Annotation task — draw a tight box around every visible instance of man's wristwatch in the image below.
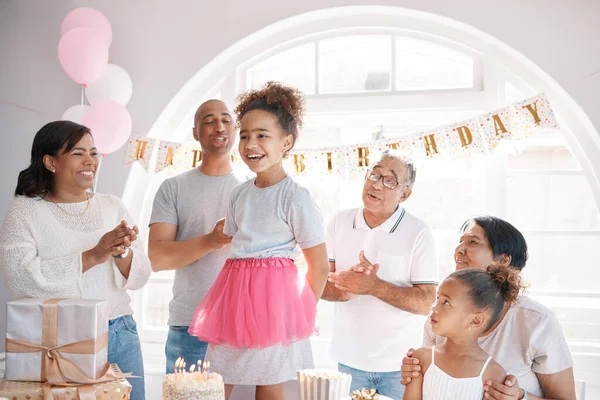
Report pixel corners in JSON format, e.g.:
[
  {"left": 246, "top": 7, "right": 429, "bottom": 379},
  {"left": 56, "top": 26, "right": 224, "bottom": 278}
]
[{"left": 112, "top": 247, "right": 130, "bottom": 259}]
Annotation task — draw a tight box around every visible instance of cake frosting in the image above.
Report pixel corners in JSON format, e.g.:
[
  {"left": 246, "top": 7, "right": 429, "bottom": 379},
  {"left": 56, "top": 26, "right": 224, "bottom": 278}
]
[
  {"left": 297, "top": 369, "right": 352, "bottom": 400},
  {"left": 162, "top": 371, "right": 224, "bottom": 400}
]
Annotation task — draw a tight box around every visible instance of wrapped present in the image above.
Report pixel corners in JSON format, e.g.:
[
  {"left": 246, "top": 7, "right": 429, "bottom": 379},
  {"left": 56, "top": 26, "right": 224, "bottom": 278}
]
[
  {"left": 0, "top": 364, "right": 132, "bottom": 400},
  {"left": 5, "top": 298, "right": 109, "bottom": 382}
]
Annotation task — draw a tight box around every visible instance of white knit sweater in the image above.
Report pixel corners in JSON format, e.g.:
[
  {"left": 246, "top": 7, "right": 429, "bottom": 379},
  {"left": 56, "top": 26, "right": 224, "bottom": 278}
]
[{"left": 0, "top": 193, "right": 151, "bottom": 320}]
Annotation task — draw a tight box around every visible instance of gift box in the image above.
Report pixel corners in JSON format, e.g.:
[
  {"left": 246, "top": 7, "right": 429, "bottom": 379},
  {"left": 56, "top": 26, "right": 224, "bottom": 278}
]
[
  {"left": 0, "top": 364, "right": 131, "bottom": 400},
  {"left": 5, "top": 298, "right": 109, "bottom": 382}
]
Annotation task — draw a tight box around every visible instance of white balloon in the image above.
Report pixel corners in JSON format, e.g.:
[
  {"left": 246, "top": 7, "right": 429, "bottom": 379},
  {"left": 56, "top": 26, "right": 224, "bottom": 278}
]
[
  {"left": 85, "top": 64, "right": 133, "bottom": 106},
  {"left": 61, "top": 104, "right": 89, "bottom": 124}
]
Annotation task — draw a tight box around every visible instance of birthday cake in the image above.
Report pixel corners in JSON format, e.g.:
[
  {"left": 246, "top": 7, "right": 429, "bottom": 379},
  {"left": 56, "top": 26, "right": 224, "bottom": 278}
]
[
  {"left": 297, "top": 369, "right": 352, "bottom": 400},
  {"left": 162, "top": 359, "right": 224, "bottom": 400}
]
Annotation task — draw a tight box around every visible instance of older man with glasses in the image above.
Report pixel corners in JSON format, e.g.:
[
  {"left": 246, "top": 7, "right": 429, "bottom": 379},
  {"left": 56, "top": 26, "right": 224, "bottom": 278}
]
[{"left": 324, "top": 149, "right": 438, "bottom": 399}]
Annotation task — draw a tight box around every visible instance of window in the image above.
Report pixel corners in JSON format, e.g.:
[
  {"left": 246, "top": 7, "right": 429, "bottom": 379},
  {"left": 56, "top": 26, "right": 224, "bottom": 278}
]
[
  {"left": 246, "top": 43, "right": 315, "bottom": 94},
  {"left": 135, "top": 29, "right": 600, "bottom": 378},
  {"left": 319, "top": 35, "right": 392, "bottom": 93},
  {"left": 241, "top": 33, "right": 477, "bottom": 96},
  {"left": 395, "top": 37, "right": 476, "bottom": 90}
]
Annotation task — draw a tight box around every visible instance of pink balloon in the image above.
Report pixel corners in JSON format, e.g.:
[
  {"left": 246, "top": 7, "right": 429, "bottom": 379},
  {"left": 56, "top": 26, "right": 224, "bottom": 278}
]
[
  {"left": 83, "top": 100, "right": 132, "bottom": 154},
  {"left": 61, "top": 8, "right": 112, "bottom": 48},
  {"left": 58, "top": 27, "right": 109, "bottom": 85}
]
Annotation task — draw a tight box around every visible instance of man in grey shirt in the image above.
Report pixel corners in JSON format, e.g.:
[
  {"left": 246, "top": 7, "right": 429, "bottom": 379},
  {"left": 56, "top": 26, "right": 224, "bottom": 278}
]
[{"left": 148, "top": 99, "right": 247, "bottom": 373}]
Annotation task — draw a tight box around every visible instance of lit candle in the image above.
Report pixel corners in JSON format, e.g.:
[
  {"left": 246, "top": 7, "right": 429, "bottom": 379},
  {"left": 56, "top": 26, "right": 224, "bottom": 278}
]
[
  {"left": 202, "top": 361, "right": 209, "bottom": 379},
  {"left": 174, "top": 357, "right": 181, "bottom": 380},
  {"left": 174, "top": 357, "right": 179, "bottom": 372}
]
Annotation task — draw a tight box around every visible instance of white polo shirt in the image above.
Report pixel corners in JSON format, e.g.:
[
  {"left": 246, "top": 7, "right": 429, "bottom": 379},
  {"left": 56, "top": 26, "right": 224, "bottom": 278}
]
[{"left": 326, "top": 206, "right": 438, "bottom": 372}]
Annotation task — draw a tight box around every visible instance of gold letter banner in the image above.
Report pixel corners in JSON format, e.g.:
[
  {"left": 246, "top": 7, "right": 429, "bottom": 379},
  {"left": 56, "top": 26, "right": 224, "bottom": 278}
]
[
  {"left": 135, "top": 93, "right": 558, "bottom": 178},
  {"left": 155, "top": 140, "right": 183, "bottom": 174},
  {"left": 124, "top": 136, "right": 155, "bottom": 171},
  {"left": 334, "top": 142, "right": 390, "bottom": 179},
  {"left": 479, "top": 107, "right": 514, "bottom": 151},
  {"left": 445, "top": 119, "right": 487, "bottom": 159},
  {"left": 406, "top": 131, "right": 446, "bottom": 160},
  {"left": 513, "top": 93, "right": 558, "bottom": 134}
]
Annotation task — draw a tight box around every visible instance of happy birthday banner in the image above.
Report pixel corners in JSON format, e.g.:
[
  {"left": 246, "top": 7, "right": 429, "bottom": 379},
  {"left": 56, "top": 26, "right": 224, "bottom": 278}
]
[{"left": 125, "top": 94, "right": 558, "bottom": 177}]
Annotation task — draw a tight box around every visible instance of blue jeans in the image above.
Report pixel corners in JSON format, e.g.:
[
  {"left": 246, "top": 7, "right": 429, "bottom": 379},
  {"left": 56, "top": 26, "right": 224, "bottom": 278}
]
[
  {"left": 338, "top": 363, "right": 404, "bottom": 400},
  {"left": 108, "top": 315, "right": 145, "bottom": 400},
  {"left": 165, "top": 326, "right": 209, "bottom": 374}
]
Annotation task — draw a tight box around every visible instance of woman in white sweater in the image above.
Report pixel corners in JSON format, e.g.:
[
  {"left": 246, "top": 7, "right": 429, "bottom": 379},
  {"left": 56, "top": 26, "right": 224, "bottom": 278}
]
[{"left": 0, "top": 121, "right": 151, "bottom": 399}]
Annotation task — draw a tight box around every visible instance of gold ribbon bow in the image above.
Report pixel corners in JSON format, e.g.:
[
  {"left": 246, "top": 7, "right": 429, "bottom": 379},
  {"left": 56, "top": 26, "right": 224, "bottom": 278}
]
[
  {"left": 5, "top": 299, "right": 133, "bottom": 399},
  {"left": 42, "top": 382, "right": 97, "bottom": 400},
  {"left": 350, "top": 388, "right": 380, "bottom": 400}
]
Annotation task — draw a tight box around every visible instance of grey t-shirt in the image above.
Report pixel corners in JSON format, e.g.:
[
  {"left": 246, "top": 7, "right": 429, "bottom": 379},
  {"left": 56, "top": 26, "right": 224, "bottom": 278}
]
[
  {"left": 149, "top": 168, "right": 247, "bottom": 326},
  {"left": 224, "top": 176, "right": 325, "bottom": 259}
]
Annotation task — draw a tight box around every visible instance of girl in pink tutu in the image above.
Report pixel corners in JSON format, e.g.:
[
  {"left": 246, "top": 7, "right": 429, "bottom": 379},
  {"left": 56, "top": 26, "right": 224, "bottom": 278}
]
[{"left": 188, "top": 81, "right": 329, "bottom": 400}]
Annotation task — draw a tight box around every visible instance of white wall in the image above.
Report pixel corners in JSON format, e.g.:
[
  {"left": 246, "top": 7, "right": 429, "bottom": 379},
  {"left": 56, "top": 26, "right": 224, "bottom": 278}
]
[{"left": 1, "top": 0, "right": 598, "bottom": 375}]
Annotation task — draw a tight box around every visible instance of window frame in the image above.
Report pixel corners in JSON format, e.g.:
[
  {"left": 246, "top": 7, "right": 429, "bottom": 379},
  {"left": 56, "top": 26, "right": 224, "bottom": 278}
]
[{"left": 238, "top": 27, "right": 484, "bottom": 97}]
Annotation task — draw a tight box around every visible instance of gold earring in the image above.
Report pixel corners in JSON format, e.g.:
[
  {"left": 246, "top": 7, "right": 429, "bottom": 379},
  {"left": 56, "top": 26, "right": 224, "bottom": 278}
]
[{"left": 51, "top": 170, "right": 55, "bottom": 173}]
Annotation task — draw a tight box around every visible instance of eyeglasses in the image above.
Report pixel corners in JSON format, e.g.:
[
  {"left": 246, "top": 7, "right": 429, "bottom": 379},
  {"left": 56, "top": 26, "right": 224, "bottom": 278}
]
[{"left": 365, "top": 169, "right": 408, "bottom": 190}]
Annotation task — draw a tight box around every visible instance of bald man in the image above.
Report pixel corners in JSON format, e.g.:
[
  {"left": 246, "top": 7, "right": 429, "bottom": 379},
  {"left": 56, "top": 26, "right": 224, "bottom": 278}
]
[{"left": 149, "top": 100, "right": 247, "bottom": 373}]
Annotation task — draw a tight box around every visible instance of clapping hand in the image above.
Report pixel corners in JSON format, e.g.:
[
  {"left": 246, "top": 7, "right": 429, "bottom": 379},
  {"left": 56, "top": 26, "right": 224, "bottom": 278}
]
[
  {"left": 111, "top": 220, "right": 139, "bottom": 257},
  {"left": 328, "top": 251, "right": 380, "bottom": 295},
  {"left": 90, "top": 220, "right": 133, "bottom": 262}
]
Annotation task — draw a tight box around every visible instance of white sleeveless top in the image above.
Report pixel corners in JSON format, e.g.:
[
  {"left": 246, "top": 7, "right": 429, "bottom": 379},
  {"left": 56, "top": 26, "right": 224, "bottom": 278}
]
[{"left": 423, "top": 347, "right": 492, "bottom": 400}]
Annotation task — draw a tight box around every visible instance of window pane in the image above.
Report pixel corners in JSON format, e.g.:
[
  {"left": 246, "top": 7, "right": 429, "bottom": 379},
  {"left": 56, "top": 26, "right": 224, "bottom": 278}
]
[
  {"left": 507, "top": 174, "right": 600, "bottom": 230},
  {"left": 504, "top": 81, "right": 529, "bottom": 104},
  {"left": 407, "top": 171, "right": 474, "bottom": 230},
  {"left": 507, "top": 147, "right": 581, "bottom": 171},
  {"left": 247, "top": 43, "right": 315, "bottom": 94},
  {"left": 144, "top": 281, "right": 173, "bottom": 328},
  {"left": 319, "top": 35, "right": 392, "bottom": 93},
  {"left": 432, "top": 228, "right": 464, "bottom": 281},
  {"left": 507, "top": 129, "right": 581, "bottom": 171},
  {"left": 395, "top": 37, "right": 474, "bottom": 90},
  {"left": 523, "top": 234, "right": 600, "bottom": 294}
]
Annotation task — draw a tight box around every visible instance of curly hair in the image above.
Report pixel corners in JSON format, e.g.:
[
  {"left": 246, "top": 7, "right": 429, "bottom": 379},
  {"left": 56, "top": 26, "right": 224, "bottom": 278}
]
[
  {"left": 234, "top": 81, "right": 305, "bottom": 156},
  {"left": 449, "top": 264, "right": 526, "bottom": 331}
]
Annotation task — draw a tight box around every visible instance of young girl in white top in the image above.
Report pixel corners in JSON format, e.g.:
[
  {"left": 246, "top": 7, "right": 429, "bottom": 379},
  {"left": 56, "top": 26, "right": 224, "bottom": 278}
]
[
  {"left": 403, "top": 265, "right": 524, "bottom": 400},
  {"left": 188, "top": 82, "right": 329, "bottom": 400}
]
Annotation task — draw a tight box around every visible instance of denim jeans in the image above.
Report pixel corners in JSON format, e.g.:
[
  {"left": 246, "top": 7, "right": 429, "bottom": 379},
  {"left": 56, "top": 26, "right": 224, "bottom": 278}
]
[
  {"left": 338, "top": 363, "right": 405, "bottom": 400},
  {"left": 108, "top": 315, "right": 145, "bottom": 400},
  {"left": 165, "top": 326, "right": 209, "bottom": 374}
]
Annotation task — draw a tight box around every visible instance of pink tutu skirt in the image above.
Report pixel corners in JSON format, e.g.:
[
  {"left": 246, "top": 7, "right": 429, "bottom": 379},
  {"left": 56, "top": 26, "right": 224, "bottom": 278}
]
[{"left": 188, "top": 257, "right": 317, "bottom": 349}]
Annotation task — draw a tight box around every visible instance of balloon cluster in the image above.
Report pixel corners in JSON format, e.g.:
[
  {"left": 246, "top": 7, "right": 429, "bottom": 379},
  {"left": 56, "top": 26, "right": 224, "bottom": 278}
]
[{"left": 58, "top": 8, "right": 133, "bottom": 154}]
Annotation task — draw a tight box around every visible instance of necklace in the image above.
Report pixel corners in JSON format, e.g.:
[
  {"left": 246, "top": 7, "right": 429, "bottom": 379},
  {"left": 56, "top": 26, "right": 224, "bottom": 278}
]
[{"left": 49, "top": 192, "right": 92, "bottom": 217}]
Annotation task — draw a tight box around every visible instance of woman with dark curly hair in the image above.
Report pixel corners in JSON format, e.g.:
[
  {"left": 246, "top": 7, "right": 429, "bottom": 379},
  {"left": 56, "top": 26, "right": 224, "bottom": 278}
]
[{"left": 188, "top": 82, "right": 329, "bottom": 399}]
